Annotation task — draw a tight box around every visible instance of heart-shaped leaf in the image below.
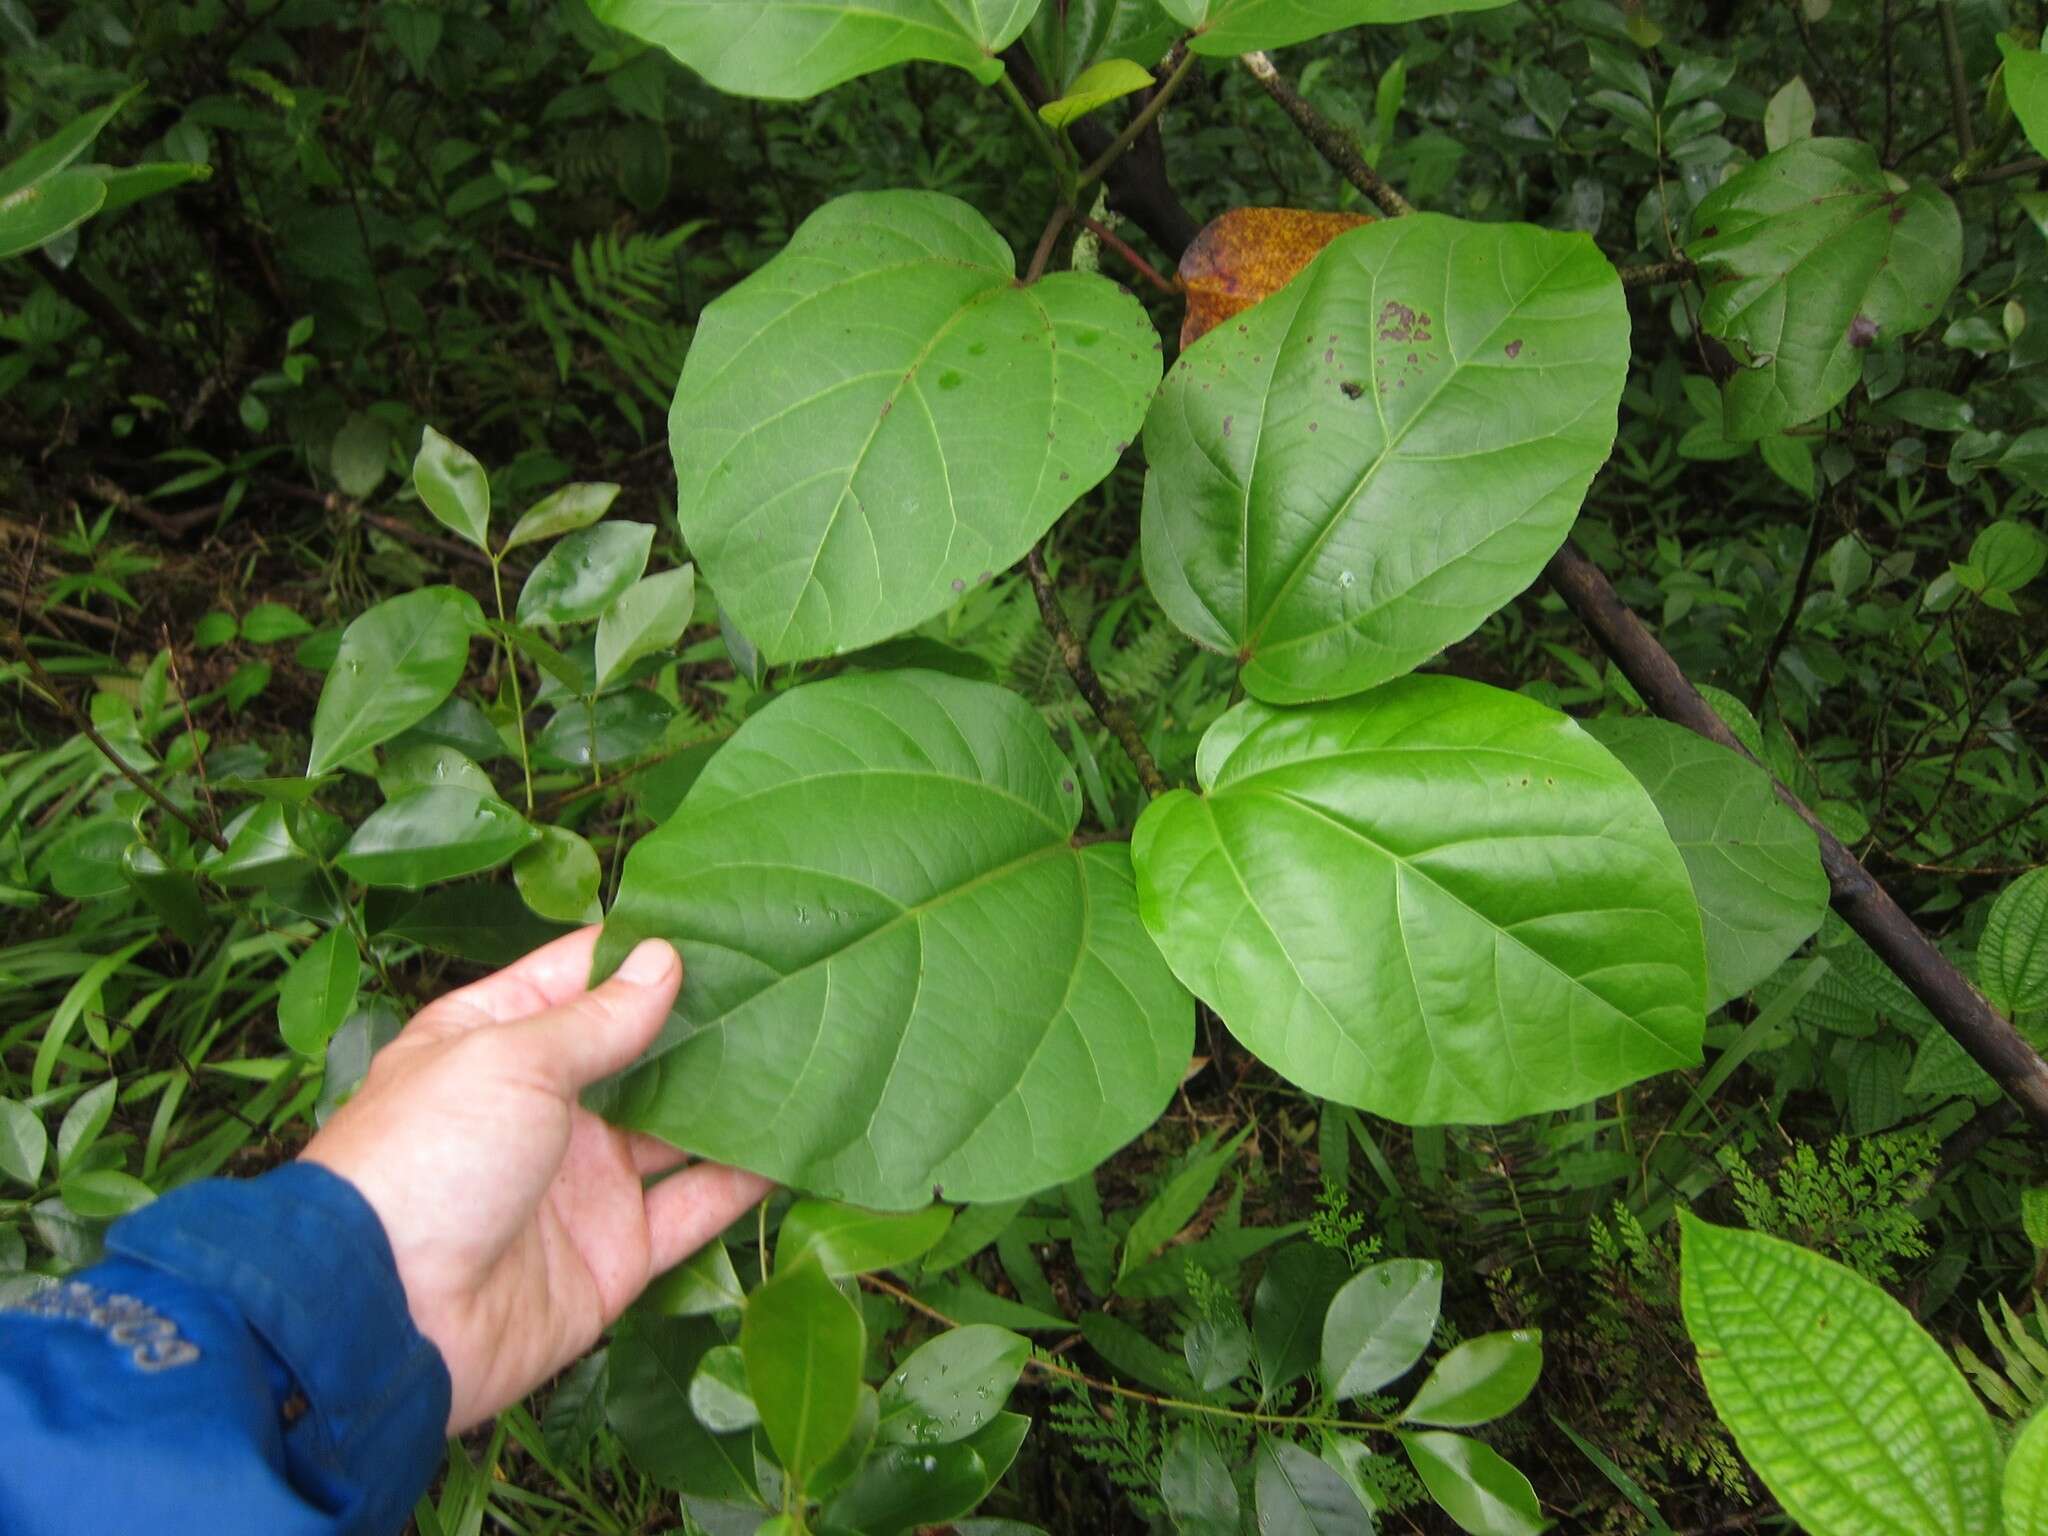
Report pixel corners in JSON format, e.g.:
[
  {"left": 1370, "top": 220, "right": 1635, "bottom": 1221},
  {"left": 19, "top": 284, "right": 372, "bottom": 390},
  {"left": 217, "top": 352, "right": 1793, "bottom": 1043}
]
[
  {"left": 589, "top": 0, "right": 1037, "bottom": 99},
  {"left": 595, "top": 669, "right": 1192, "bottom": 1209},
  {"left": 1686, "top": 139, "right": 1961, "bottom": 440},
  {"left": 1142, "top": 214, "right": 1628, "bottom": 704},
  {"left": 308, "top": 587, "right": 480, "bottom": 775},
  {"left": 1679, "top": 1213, "right": 2000, "bottom": 1536},
  {"left": 1585, "top": 716, "right": 1827, "bottom": 1010},
  {"left": 1161, "top": 0, "right": 1515, "bottom": 57},
  {"left": 1131, "top": 676, "right": 1705, "bottom": 1122},
  {"left": 671, "top": 191, "right": 1159, "bottom": 665}
]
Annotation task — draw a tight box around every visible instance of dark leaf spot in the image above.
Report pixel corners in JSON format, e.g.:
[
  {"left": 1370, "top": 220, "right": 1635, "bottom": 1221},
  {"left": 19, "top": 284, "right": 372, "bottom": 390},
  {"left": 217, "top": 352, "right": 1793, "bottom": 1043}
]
[
  {"left": 1505, "top": 339, "right": 1524, "bottom": 359},
  {"left": 1847, "top": 314, "right": 1879, "bottom": 349}
]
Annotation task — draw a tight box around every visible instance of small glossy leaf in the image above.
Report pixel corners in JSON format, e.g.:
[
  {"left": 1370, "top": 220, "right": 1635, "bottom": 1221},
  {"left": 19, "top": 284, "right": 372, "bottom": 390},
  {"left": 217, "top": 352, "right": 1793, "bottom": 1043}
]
[
  {"left": 1402, "top": 1330, "right": 1542, "bottom": 1426},
  {"left": 513, "top": 826, "right": 604, "bottom": 924},
  {"left": 531, "top": 691, "right": 675, "bottom": 770},
  {"left": 55, "top": 1080, "right": 116, "bottom": 1173},
  {"left": 379, "top": 743, "right": 493, "bottom": 798},
  {"left": 2006, "top": 1408, "right": 2048, "bottom": 1536},
  {"left": 595, "top": 565, "right": 696, "bottom": 691},
  {"left": 1398, "top": 1432, "right": 1547, "bottom": 1536},
  {"left": 1161, "top": 1427, "right": 1240, "bottom": 1536},
  {"left": 1164, "top": 0, "right": 1513, "bottom": 56},
  {"left": 671, "top": 191, "right": 1158, "bottom": 665},
  {"left": 589, "top": 0, "right": 1033, "bottom": 98},
  {"left": 518, "top": 522, "right": 653, "bottom": 628},
  {"left": 877, "top": 1324, "right": 1029, "bottom": 1445},
  {"left": 0, "top": 1100, "right": 48, "bottom": 1187},
  {"left": 0, "top": 169, "right": 107, "bottom": 260},
  {"left": 607, "top": 1314, "right": 760, "bottom": 1501},
  {"left": 59, "top": 1169, "right": 156, "bottom": 1219},
  {"left": 279, "top": 927, "right": 361, "bottom": 1056},
  {"left": 1132, "top": 678, "right": 1706, "bottom": 1123},
  {"left": 1686, "top": 140, "right": 1962, "bottom": 440},
  {"left": 1177, "top": 205, "right": 1372, "bottom": 348},
  {"left": 645, "top": 1241, "right": 746, "bottom": 1316},
  {"left": 777, "top": 1201, "right": 954, "bottom": 1278},
  {"left": 1322, "top": 1259, "right": 1441, "bottom": 1400},
  {"left": 1679, "top": 1213, "right": 1999, "bottom": 1536},
  {"left": 1142, "top": 214, "right": 1628, "bottom": 704},
  {"left": 1983, "top": 867, "right": 2048, "bottom": 1015},
  {"left": 596, "top": 671, "right": 1191, "bottom": 1209},
  {"left": 1255, "top": 1436, "right": 1375, "bottom": 1535},
  {"left": 1585, "top": 716, "right": 1827, "bottom": 1009},
  {"left": 1039, "top": 58, "right": 1154, "bottom": 128},
  {"left": 689, "top": 1345, "right": 761, "bottom": 1434},
  {"left": 502, "top": 482, "right": 621, "bottom": 554},
  {"left": 822, "top": 1430, "right": 998, "bottom": 1533},
  {"left": 2000, "top": 35, "right": 2048, "bottom": 159},
  {"left": 336, "top": 787, "right": 539, "bottom": 889},
  {"left": 1255, "top": 1242, "right": 1350, "bottom": 1396},
  {"left": 414, "top": 426, "right": 490, "bottom": 550},
  {"left": 741, "top": 1256, "right": 866, "bottom": 1482},
  {"left": 203, "top": 802, "right": 318, "bottom": 886},
  {"left": 308, "top": 587, "right": 480, "bottom": 775}
]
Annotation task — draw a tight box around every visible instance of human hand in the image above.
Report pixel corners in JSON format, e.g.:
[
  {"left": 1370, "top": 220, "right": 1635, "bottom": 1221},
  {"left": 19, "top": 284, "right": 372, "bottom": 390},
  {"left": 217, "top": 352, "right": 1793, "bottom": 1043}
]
[{"left": 301, "top": 926, "right": 773, "bottom": 1432}]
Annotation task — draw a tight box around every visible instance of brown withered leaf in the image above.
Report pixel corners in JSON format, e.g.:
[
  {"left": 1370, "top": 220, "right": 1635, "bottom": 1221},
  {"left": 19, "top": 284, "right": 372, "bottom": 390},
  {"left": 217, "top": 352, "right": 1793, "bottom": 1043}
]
[{"left": 1177, "top": 206, "right": 1372, "bottom": 349}]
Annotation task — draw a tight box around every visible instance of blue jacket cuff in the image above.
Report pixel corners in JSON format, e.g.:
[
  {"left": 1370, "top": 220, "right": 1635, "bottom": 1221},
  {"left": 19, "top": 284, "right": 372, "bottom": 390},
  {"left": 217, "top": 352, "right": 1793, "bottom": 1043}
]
[{"left": 105, "top": 1162, "right": 451, "bottom": 1533}]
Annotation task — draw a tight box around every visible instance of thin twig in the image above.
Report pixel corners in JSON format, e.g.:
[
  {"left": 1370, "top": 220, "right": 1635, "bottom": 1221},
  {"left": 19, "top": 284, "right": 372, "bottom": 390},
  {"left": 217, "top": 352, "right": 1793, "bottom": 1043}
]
[
  {"left": 1022, "top": 546, "right": 1169, "bottom": 799},
  {"left": 1750, "top": 494, "right": 1830, "bottom": 715},
  {"left": 1961, "top": 156, "right": 2048, "bottom": 186},
  {"left": 1617, "top": 257, "right": 1697, "bottom": 287},
  {"left": 4, "top": 630, "right": 230, "bottom": 851},
  {"left": 1023, "top": 205, "right": 1071, "bottom": 285},
  {"left": 160, "top": 623, "right": 222, "bottom": 840},
  {"left": 1937, "top": 2, "right": 1976, "bottom": 158},
  {"left": 1238, "top": 51, "right": 1414, "bottom": 218},
  {"left": 1077, "top": 45, "right": 1200, "bottom": 191},
  {"left": 1078, "top": 214, "right": 1180, "bottom": 295}
]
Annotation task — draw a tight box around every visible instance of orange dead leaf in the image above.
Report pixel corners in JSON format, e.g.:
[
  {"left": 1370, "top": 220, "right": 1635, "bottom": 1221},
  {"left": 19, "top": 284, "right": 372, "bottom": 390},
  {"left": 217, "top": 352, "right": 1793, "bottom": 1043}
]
[{"left": 1177, "top": 206, "right": 1372, "bottom": 349}]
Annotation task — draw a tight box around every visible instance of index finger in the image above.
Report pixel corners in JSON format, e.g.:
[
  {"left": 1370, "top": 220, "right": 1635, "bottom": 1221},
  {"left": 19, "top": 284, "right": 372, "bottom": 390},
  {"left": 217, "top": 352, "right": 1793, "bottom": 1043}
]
[{"left": 406, "top": 924, "right": 607, "bottom": 1036}]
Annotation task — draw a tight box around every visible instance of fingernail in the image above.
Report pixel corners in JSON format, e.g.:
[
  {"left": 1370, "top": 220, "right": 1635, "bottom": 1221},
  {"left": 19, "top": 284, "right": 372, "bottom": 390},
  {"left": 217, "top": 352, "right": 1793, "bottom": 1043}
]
[{"left": 618, "top": 939, "right": 677, "bottom": 986}]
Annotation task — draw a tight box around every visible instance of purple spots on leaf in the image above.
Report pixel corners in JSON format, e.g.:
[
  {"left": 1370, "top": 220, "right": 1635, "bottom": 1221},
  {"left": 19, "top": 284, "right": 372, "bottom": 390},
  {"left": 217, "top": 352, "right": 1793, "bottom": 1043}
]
[
  {"left": 1505, "top": 339, "right": 1523, "bottom": 359},
  {"left": 1848, "top": 314, "right": 1879, "bottom": 349}
]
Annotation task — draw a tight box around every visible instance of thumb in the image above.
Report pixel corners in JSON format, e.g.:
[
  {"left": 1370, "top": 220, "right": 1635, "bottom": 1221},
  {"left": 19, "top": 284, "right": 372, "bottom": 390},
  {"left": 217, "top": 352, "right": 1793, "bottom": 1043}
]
[{"left": 510, "top": 938, "right": 681, "bottom": 1094}]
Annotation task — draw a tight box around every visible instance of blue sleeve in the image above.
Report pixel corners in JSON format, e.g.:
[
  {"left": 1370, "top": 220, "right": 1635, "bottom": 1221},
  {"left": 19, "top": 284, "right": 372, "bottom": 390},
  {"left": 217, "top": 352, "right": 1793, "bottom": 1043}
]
[{"left": 0, "top": 1162, "right": 451, "bottom": 1536}]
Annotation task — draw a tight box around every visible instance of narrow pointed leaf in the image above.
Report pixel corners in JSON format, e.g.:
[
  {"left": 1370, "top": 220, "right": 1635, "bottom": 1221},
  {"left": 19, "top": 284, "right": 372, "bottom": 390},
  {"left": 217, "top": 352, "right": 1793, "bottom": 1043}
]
[
  {"left": 414, "top": 426, "right": 491, "bottom": 550},
  {"left": 1678, "top": 1213, "right": 2000, "bottom": 1536},
  {"left": 1132, "top": 678, "right": 1706, "bottom": 1123},
  {"left": 1685, "top": 140, "right": 1961, "bottom": 440},
  {"left": 596, "top": 670, "right": 1192, "bottom": 1208},
  {"left": 279, "top": 927, "right": 361, "bottom": 1056},
  {"left": 1585, "top": 716, "right": 1827, "bottom": 1009},
  {"left": 1142, "top": 214, "right": 1628, "bottom": 704},
  {"left": 588, "top": 0, "right": 1036, "bottom": 98},
  {"left": 0, "top": 86, "right": 141, "bottom": 200},
  {"left": 671, "top": 191, "right": 1158, "bottom": 664},
  {"left": 502, "top": 482, "right": 620, "bottom": 553}
]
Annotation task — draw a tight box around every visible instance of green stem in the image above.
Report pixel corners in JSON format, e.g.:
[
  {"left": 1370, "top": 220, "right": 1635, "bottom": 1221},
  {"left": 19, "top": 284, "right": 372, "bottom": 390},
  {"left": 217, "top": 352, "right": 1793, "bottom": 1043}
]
[
  {"left": 1076, "top": 46, "right": 1199, "bottom": 192},
  {"left": 317, "top": 866, "right": 398, "bottom": 1000},
  {"left": 490, "top": 556, "right": 536, "bottom": 813},
  {"left": 996, "top": 70, "right": 1074, "bottom": 202}
]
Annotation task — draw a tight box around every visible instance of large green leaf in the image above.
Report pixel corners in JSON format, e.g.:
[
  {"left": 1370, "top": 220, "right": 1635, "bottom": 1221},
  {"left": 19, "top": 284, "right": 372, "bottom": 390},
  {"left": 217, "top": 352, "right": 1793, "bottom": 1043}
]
[
  {"left": 589, "top": 0, "right": 1039, "bottom": 98},
  {"left": 1131, "top": 677, "right": 1705, "bottom": 1123},
  {"left": 1685, "top": 139, "right": 1961, "bottom": 441},
  {"left": 1141, "top": 214, "right": 1628, "bottom": 704},
  {"left": 1678, "top": 1213, "right": 2000, "bottom": 1536},
  {"left": 596, "top": 670, "right": 1192, "bottom": 1209},
  {"left": 670, "top": 191, "right": 1158, "bottom": 665},
  {"left": 1982, "top": 866, "right": 2048, "bottom": 1015},
  {"left": 742, "top": 1256, "right": 866, "bottom": 1483},
  {"left": 2007, "top": 1408, "right": 2048, "bottom": 1536},
  {"left": 307, "top": 587, "right": 480, "bottom": 775},
  {"left": 1584, "top": 716, "right": 1827, "bottom": 1010},
  {"left": 1162, "top": 0, "right": 1513, "bottom": 55},
  {"left": 2000, "top": 35, "right": 2048, "bottom": 160}
]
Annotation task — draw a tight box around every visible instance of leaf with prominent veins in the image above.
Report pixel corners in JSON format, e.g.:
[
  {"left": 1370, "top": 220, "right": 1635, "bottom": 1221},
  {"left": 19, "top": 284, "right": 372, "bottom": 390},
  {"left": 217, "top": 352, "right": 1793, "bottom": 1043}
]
[
  {"left": 596, "top": 670, "right": 1192, "bottom": 1209},
  {"left": 671, "top": 191, "right": 1159, "bottom": 665}
]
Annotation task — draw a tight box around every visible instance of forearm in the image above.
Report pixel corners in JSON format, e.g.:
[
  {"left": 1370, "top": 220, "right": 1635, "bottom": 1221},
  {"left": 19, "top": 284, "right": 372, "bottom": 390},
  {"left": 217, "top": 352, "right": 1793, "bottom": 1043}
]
[{"left": 0, "top": 1163, "right": 450, "bottom": 1536}]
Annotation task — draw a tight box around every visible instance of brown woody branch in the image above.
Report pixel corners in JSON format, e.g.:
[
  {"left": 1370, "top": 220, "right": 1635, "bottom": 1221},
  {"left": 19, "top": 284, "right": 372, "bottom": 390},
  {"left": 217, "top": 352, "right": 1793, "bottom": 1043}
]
[
  {"left": 1022, "top": 546, "right": 1170, "bottom": 800},
  {"left": 1239, "top": 51, "right": 1415, "bottom": 219},
  {"left": 1545, "top": 542, "right": 2048, "bottom": 1137}
]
